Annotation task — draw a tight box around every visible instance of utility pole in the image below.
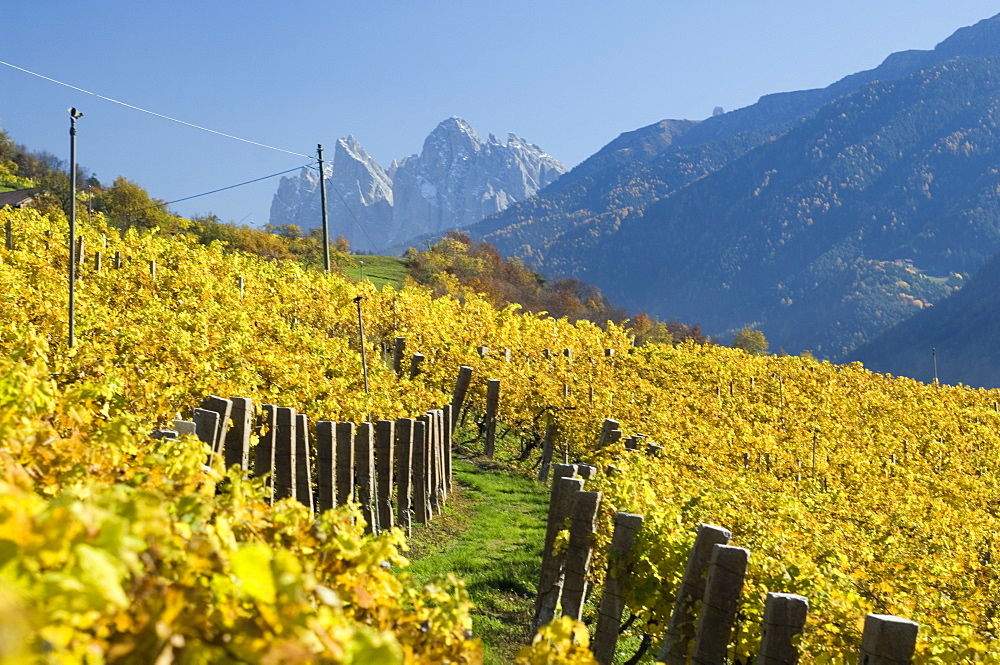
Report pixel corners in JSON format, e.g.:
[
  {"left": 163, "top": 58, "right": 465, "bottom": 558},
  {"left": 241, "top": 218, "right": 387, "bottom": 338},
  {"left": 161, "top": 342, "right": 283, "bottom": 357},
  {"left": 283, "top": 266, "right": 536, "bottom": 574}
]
[
  {"left": 68, "top": 108, "right": 83, "bottom": 348},
  {"left": 318, "top": 144, "right": 331, "bottom": 272}
]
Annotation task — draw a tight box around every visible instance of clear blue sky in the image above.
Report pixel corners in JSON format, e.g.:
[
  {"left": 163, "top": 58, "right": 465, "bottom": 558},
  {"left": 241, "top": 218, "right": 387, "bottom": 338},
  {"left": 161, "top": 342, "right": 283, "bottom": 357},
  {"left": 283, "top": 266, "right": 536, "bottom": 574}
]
[{"left": 2, "top": 2, "right": 997, "bottom": 227}]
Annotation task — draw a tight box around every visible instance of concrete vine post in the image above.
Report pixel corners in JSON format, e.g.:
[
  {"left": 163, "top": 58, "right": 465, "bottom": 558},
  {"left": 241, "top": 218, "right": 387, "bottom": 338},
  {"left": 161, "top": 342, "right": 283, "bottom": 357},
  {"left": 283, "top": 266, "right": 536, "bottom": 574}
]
[
  {"left": 593, "top": 512, "right": 645, "bottom": 665},
  {"left": 225, "top": 397, "right": 254, "bottom": 471},
  {"left": 334, "top": 422, "right": 355, "bottom": 506},
  {"left": 375, "top": 420, "right": 396, "bottom": 530},
  {"left": 395, "top": 417, "right": 415, "bottom": 536},
  {"left": 315, "top": 421, "right": 336, "bottom": 513},
  {"left": 356, "top": 422, "right": 379, "bottom": 534},
  {"left": 859, "top": 614, "right": 919, "bottom": 665},
  {"left": 254, "top": 404, "right": 278, "bottom": 503},
  {"left": 657, "top": 523, "right": 733, "bottom": 664},
  {"left": 691, "top": 545, "right": 750, "bottom": 665},
  {"left": 295, "top": 413, "right": 313, "bottom": 511},
  {"left": 560, "top": 490, "right": 602, "bottom": 621},
  {"left": 758, "top": 592, "right": 809, "bottom": 665},
  {"left": 533, "top": 470, "right": 584, "bottom": 632}
]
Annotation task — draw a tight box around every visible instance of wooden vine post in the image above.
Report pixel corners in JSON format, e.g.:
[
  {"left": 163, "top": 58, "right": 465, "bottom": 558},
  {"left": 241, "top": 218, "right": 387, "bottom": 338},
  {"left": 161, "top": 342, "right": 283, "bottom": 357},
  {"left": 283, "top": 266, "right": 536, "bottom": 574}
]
[
  {"left": 392, "top": 336, "right": 406, "bottom": 375},
  {"left": 272, "top": 407, "right": 297, "bottom": 501},
  {"left": 409, "top": 353, "right": 425, "bottom": 379},
  {"left": 537, "top": 412, "right": 557, "bottom": 482},
  {"left": 199, "top": 395, "right": 232, "bottom": 453},
  {"left": 192, "top": 408, "right": 220, "bottom": 464},
  {"left": 432, "top": 409, "right": 447, "bottom": 509},
  {"left": 443, "top": 403, "right": 454, "bottom": 487},
  {"left": 426, "top": 411, "right": 441, "bottom": 515},
  {"left": 597, "top": 418, "right": 621, "bottom": 448},
  {"left": 450, "top": 366, "right": 474, "bottom": 432},
  {"left": 412, "top": 418, "right": 429, "bottom": 524}
]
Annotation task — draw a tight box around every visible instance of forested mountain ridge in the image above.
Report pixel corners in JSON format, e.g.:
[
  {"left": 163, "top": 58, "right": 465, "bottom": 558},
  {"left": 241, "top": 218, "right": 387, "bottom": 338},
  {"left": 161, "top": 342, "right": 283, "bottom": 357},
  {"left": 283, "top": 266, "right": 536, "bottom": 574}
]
[
  {"left": 452, "top": 13, "right": 1000, "bottom": 357},
  {"left": 464, "top": 13, "right": 1000, "bottom": 279},
  {"left": 595, "top": 57, "right": 1000, "bottom": 357}
]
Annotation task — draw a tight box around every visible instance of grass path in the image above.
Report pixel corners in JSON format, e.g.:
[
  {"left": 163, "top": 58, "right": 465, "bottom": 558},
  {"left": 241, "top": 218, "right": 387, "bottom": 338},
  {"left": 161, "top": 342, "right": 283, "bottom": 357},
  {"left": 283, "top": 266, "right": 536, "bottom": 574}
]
[{"left": 404, "top": 458, "right": 551, "bottom": 664}]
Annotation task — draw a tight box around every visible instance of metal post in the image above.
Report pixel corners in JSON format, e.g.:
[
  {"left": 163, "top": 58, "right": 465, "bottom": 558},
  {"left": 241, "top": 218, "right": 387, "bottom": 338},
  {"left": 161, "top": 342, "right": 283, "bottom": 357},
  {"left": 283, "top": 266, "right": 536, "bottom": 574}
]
[
  {"left": 355, "top": 295, "right": 370, "bottom": 393},
  {"left": 68, "top": 108, "right": 83, "bottom": 348},
  {"left": 318, "top": 144, "right": 330, "bottom": 272}
]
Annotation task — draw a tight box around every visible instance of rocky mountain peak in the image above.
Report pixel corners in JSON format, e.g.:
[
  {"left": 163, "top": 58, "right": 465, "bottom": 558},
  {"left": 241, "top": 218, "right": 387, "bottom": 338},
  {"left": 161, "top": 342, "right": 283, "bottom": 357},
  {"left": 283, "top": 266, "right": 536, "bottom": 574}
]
[{"left": 269, "top": 118, "right": 566, "bottom": 253}]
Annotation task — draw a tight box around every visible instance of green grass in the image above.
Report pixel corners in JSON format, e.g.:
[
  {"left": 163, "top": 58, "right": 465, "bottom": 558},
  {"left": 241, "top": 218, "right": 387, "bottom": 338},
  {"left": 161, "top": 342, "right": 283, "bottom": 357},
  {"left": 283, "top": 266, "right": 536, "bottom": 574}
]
[
  {"left": 404, "top": 457, "right": 551, "bottom": 664},
  {"left": 343, "top": 255, "right": 409, "bottom": 290}
]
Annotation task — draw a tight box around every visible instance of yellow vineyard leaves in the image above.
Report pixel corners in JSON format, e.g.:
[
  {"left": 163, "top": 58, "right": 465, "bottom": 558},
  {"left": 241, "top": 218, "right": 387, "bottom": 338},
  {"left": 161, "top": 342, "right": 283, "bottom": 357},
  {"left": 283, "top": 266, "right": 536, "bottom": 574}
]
[{"left": 6, "top": 205, "right": 1000, "bottom": 661}]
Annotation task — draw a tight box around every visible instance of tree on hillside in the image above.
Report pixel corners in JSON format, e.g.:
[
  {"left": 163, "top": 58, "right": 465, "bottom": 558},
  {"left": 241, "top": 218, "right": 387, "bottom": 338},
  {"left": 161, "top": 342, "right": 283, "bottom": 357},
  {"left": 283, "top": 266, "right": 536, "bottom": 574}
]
[
  {"left": 93, "top": 176, "right": 174, "bottom": 231},
  {"left": 630, "top": 312, "right": 674, "bottom": 345},
  {"left": 733, "top": 327, "right": 769, "bottom": 355}
]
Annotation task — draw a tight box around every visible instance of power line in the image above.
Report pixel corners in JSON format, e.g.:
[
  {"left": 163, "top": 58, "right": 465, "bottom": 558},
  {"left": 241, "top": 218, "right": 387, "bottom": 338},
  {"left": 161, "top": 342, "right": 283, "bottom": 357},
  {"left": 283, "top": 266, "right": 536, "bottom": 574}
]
[
  {"left": 0, "top": 59, "right": 311, "bottom": 158},
  {"left": 161, "top": 164, "right": 313, "bottom": 206}
]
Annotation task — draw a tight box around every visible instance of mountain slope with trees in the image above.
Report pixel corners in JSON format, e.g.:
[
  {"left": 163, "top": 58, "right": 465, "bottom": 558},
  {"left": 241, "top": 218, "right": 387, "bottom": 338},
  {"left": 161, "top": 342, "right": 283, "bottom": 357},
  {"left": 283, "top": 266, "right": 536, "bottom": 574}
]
[
  {"left": 456, "top": 13, "right": 1000, "bottom": 356},
  {"left": 593, "top": 57, "right": 1000, "bottom": 356}
]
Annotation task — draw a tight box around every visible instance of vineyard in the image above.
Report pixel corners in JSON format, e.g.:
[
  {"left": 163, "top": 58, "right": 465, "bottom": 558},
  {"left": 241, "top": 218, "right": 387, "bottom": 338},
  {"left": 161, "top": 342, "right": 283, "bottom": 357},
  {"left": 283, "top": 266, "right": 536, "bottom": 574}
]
[{"left": 3, "top": 204, "right": 1000, "bottom": 663}]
